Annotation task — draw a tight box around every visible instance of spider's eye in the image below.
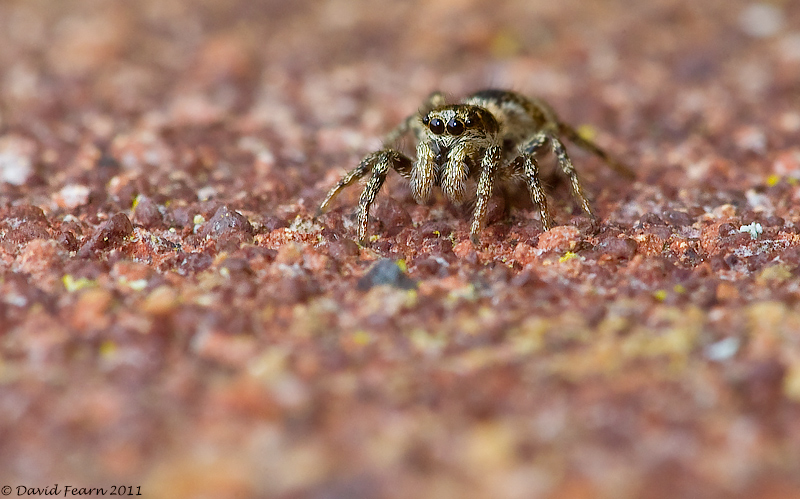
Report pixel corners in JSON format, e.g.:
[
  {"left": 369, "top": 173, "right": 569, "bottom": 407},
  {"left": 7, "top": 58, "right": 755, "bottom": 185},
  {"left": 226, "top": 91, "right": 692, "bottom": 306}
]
[
  {"left": 464, "top": 116, "right": 476, "bottom": 128},
  {"left": 446, "top": 119, "right": 464, "bottom": 136},
  {"left": 429, "top": 118, "right": 445, "bottom": 135},
  {"left": 422, "top": 115, "right": 430, "bottom": 125}
]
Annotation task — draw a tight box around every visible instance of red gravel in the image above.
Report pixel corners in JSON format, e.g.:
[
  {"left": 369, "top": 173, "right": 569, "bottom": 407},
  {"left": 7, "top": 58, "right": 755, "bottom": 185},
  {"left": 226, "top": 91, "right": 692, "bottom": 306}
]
[{"left": 2, "top": 0, "right": 800, "bottom": 498}]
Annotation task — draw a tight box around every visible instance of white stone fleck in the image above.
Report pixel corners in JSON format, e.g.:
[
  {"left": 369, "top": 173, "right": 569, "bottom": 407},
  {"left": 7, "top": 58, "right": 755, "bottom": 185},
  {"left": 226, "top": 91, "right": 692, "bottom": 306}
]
[
  {"left": 238, "top": 136, "right": 276, "bottom": 166},
  {"left": 193, "top": 214, "right": 206, "bottom": 234},
  {"left": 120, "top": 278, "right": 148, "bottom": 291},
  {"left": 705, "top": 337, "right": 740, "bottom": 361},
  {"left": 54, "top": 184, "right": 91, "bottom": 209},
  {"left": 745, "top": 188, "right": 774, "bottom": 213},
  {"left": 3, "top": 293, "right": 28, "bottom": 307},
  {"left": 734, "top": 127, "right": 767, "bottom": 154},
  {"left": 738, "top": 222, "right": 763, "bottom": 239},
  {"left": 739, "top": 3, "right": 784, "bottom": 38},
  {"left": 0, "top": 136, "right": 34, "bottom": 185},
  {"left": 197, "top": 186, "right": 216, "bottom": 201}
]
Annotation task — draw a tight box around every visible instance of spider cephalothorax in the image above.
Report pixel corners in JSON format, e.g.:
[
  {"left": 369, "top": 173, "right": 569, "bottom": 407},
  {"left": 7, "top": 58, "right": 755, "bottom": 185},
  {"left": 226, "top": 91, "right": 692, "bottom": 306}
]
[
  {"left": 319, "top": 89, "right": 633, "bottom": 245},
  {"left": 413, "top": 105, "right": 500, "bottom": 206}
]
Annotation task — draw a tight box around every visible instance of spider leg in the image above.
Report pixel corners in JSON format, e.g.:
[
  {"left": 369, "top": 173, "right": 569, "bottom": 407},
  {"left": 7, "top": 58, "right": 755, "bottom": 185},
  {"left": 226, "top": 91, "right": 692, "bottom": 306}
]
[
  {"left": 519, "top": 132, "right": 549, "bottom": 156},
  {"left": 470, "top": 144, "right": 502, "bottom": 244},
  {"left": 410, "top": 141, "right": 436, "bottom": 203},
  {"left": 318, "top": 151, "right": 380, "bottom": 215},
  {"left": 511, "top": 132, "right": 554, "bottom": 229},
  {"left": 510, "top": 154, "right": 554, "bottom": 231},
  {"left": 319, "top": 149, "right": 412, "bottom": 242},
  {"left": 549, "top": 133, "right": 595, "bottom": 218},
  {"left": 353, "top": 150, "right": 412, "bottom": 243},
  {"left": 557, "top": 122, "right": 635, "bottom": 179},
  {"left": 441, "top": 143, "right": 471, "bottom": 204}
]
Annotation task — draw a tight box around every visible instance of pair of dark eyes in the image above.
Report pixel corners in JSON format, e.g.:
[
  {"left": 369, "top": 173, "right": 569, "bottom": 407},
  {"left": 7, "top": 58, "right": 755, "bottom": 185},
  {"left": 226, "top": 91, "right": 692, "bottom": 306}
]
[{"left": 422, "top": 115, "right": 475, "bottom": 136}]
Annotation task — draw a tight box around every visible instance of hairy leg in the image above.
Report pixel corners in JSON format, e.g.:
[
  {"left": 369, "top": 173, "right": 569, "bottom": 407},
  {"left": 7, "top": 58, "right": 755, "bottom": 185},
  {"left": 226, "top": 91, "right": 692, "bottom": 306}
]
[
  {"left": 410, "top": 141, "right": 436, "bottom": 203},
  {"left": 355, "top": 150, "right": 412, "bottom": 242},
  {"left": 319, "top": 149, "right": 412, "bottom": 238},
  {"left": 549, "top": 134, "right": 594, "bottom": 218},
  {"left": 513, "top": 131, "right": 557, "bottom": 229},
  {"left": 505, "top": 154, "right": 554, "bottom": 231},
  {"left": 470, "top": 145, "right": 502, "bottom": 244},
  {"left": 319, "top": 152, "right": 379, "bottom": 215},
  {"left": 519, "top": 131, "right": 549, "bottom": 156},
  {"left": 441, "top": 144, "right": 471, "bottom": 204}
]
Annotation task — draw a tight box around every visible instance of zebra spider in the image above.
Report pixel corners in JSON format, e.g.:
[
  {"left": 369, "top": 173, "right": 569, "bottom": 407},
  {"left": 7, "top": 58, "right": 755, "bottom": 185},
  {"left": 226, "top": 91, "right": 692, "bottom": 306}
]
[{"left": 319, "top": 89, "right": 633, "bottom": 245}]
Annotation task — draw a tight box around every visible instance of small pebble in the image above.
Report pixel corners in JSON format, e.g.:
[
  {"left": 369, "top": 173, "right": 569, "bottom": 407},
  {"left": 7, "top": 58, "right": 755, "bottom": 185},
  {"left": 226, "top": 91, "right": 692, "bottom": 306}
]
[{"left": 357, "top": 259, "right": 417, "bottom": 291}]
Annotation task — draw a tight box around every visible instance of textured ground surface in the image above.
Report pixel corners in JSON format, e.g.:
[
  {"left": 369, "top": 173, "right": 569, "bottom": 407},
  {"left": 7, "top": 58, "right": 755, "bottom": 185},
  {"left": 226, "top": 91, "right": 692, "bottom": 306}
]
[{"left": 2, "top": 0, "right": 800, "bottom": 498}]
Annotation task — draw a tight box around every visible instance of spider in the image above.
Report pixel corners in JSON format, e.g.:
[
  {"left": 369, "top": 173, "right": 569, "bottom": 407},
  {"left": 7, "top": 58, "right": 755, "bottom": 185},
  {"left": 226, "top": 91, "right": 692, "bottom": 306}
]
[{"left": 318, "top": 89, "right": 633, "bottom": 245}]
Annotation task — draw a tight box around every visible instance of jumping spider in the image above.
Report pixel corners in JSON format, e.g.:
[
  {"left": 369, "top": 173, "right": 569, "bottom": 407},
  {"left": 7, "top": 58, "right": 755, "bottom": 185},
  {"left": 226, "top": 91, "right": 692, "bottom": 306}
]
[{"left": 319, "top": 89, "right": 633, "bottom": 244}]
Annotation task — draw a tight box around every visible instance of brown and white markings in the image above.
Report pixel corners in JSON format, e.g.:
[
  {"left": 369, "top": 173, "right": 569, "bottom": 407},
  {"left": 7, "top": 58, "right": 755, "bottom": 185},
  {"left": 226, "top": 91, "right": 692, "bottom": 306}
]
[{"left": 318, "top": 89, "right": 634, "bottom": 245}]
